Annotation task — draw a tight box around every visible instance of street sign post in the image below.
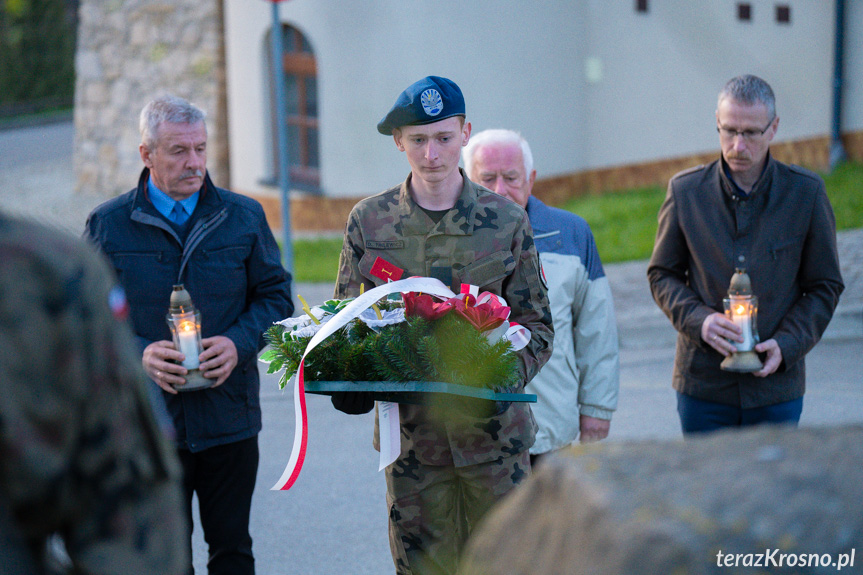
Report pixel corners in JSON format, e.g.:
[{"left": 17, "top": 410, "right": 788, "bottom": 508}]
[{"left": 269, "top": 0, "right": 294, "bottom": 275}]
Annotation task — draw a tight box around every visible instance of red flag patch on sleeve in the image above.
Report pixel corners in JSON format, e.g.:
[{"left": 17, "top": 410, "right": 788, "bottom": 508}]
[
  {"left": 370, "top": 257, "right": 404, "bottom": 282},
  {"left": 108, "top": 285, "right": 130, "bottom": 320}
]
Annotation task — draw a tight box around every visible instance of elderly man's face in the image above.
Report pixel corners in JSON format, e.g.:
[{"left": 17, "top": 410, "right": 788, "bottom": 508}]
[
  {"left": 468, "top": 141, "right": 535, "bottom": 209},
  {"left": 716, "top": 97, "right": 777, "bottom": 185},
  {"left": 140, "top": 121, "right": 207, "bottom": 200}
]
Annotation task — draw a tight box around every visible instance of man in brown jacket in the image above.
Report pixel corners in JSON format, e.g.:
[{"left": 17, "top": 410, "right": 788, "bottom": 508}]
[{"left": 647, "top": 74, "right": 843, "bottom": 434}]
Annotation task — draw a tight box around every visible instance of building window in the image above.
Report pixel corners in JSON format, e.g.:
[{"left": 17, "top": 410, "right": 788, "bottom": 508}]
[
  {"left": 269, "top": 24, "right": 319, "bottom": 191},
  {"left": 635, "top": 0, "right": 648, "bottom": 13},
  {"left": 776, "top": 4, "right": 791, "bottom": 23},
  {"left": 737, "top": 2, "right": 752, "bottom": 21}
]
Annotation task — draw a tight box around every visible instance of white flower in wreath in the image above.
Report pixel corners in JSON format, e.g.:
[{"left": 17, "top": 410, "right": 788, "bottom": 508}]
[
  {"left": 358, "top": 307, "right": 406, "bottom": 331},
  {"left": 277, "top": 309, "right": 333, "bottom": 340},
  {"left": 287, "top": 321, "right": 330, "bottom": 339}
]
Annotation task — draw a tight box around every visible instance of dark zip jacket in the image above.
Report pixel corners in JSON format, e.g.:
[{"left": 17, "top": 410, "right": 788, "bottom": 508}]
[{"left": 85, "top": 168, "right": 293, "bottom": 451}]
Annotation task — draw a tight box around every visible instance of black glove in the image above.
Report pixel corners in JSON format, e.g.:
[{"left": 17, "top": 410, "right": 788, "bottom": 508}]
[
  {"left": 330, "top": 391, "right": 374, "bottom": 415},
  {"left": 490, "top": 399, "right": 512, "bottom": 417}
]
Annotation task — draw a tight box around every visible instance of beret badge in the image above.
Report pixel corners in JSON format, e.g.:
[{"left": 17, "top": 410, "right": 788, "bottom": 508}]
[
  {"left": 377, "top": 75, "right": 464, "bottom": 135},
  {"left": 420, "top": 88, "right": 443, "bottom": 117}
]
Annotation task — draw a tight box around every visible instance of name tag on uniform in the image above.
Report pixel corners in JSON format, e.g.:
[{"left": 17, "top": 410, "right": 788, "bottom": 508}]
[{"left": 366, "top": 240, "right": 404, "bottom": 249}]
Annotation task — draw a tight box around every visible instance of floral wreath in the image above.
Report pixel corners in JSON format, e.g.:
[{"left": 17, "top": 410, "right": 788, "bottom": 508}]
[{"left": 261, "top": 282, "right": 530, "bottom": 394}]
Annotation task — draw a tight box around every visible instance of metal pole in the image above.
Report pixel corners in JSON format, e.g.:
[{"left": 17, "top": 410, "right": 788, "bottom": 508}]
[
  {"left": 270, "top": 1, "right": 294, "bottom": 274},
  {"left": 830, "top": 0, "right": 847, "bottom": 171}
]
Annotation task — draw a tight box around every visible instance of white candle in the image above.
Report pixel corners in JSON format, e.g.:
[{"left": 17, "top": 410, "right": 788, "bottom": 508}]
[
  {"left": 731, "top": 303, "right": 753, "bottom": 351},
  {"left": 177, "top": 321, "right": 200, "bottom": 369}
]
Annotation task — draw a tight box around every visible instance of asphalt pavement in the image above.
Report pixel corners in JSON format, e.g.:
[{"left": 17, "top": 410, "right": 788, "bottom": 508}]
[{"left": 2, "top": 120, "right": 862, "bottom": 574}]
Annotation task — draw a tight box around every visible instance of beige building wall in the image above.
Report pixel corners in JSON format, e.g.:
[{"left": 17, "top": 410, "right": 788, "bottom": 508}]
[
  {"left": 580, "top": 0, "right": 836, "bottom": 167},
  {"left": 224, "top": 1, "right": 589, "bottom": 200},
  {"left": 73, "top": 1, "right": 859, "bottom": 212},
  {"left": 845, "top": 0, "right": 863, "bottom": 130},
  {"left": 224, "top": 0, "right": 858, "bottom": 207}
]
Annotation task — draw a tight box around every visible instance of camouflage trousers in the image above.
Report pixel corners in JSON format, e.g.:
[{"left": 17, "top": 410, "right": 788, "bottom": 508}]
[{"left": 385, "top": 449, "right": 530, "bottom": 575}]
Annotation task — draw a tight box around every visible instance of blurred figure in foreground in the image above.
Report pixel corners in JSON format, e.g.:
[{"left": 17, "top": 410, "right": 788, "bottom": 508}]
[{"left": 0, "top": 210, "right": 187, "bottom": 574}]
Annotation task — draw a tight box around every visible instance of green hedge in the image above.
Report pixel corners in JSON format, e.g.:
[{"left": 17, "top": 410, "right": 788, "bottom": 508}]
[
  {"left": 0, "top": 0, "right": 77, "bottom": 116},
  {"left": 288, "top": 161, "right": 863, "bottom": 282}
]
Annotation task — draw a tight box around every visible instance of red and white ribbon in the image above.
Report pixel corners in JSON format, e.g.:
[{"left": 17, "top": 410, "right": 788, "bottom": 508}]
[
  {"left": 474, "top": 291, "right": 530, "bottom": 351},
  {"left": 272, "top": 277, "right": 457, "bottom": 491},
  {"left": 505, "top": 322, "right": 531, "bottom": 351}
]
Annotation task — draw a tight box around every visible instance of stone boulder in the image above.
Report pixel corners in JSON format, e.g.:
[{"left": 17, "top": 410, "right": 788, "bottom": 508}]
[{"left": 459, "top": 424, "right": 863, "bottom": 574}]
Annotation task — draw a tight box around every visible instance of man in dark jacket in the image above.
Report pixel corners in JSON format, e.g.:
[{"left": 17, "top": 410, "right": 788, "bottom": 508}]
[
  {"left": 647, "top": 75, "right": 843, "bottom": 434},
  {"left": 85, "top": 95, "right": 293, "bottom": 574}
]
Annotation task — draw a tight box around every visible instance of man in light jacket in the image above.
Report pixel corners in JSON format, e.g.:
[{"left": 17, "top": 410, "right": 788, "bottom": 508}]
[{"left": 464, "top": 129, "right": 620, "bottom": 464}]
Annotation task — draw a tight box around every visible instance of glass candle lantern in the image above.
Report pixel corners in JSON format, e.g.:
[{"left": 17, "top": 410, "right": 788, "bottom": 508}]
[
  {"left": 720, "top": 269, "right": 764, "bottom": 373},
  {"left": 170, "top": 310, "right": 202, "bottom": 370},
  {"left": 724, "top": 294, "right": 759, "bottom": 353},
  {"left": 166, "top": 284, "right": 213, "bottom": 391}
]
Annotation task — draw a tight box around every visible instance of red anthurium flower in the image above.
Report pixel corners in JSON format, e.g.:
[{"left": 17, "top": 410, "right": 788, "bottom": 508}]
[
  {"left": 402, "top": 292, "right": 457, "bottom": 320},
  {"left": 454, "top": 302, "right": 510, "bottom": 332},
  {"left": 403, "top": 292, "right": 513, "bottom": 332}
]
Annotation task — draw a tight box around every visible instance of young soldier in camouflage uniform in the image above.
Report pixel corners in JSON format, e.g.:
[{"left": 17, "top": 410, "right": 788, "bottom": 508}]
[
  {"left": 332, "top": 76, "right": 554, "bottom": 575},
  {"left": 0, "top": 211, "right": 187, "bottom": 574}
]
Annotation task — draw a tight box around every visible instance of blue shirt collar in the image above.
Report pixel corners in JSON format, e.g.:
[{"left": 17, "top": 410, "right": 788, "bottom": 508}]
[{"left": 147, "top": 178, "right": 200, "bottom": 220}]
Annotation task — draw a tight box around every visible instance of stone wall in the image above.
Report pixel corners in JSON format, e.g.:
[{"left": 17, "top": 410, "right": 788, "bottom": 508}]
[
  {"left": 73, "top": 0, "right": 228, "bottom": 198},
  {"left": 459, "top": 424, "right": 863, "bottom": 575}
]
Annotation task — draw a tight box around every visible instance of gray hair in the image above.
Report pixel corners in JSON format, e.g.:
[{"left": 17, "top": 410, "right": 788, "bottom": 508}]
[
  {"left": 462, "top": 129, "right": 534, "bottom": 179},
  {"left": 139, "top": 95, "right": 206, "bottom": 149},
  {"left": 717, "top": 75, "right": 776, "bottom": 119}
]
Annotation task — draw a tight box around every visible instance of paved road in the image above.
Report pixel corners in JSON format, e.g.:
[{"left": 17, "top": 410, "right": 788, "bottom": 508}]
[
  {"left": 224, "top": 328, "right": 863, "bottom": 575},
  {"left": 2, "top": 121, "right": 862, "bottom": 573}
]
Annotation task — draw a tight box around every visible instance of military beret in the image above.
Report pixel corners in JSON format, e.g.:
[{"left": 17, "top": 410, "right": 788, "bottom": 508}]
[{"left": 377, "top": 76, "right": 465, "bottom": 135}]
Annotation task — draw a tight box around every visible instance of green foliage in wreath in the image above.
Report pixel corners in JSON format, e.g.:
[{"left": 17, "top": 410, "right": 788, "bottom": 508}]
[{"left": 262, "top": 312, "right": 520, "bottom": 393}]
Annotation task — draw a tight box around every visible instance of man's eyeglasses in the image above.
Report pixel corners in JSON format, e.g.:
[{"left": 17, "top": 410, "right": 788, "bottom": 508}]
[{"left": 717, "top": 119, "right": 774, "bottom": 141}]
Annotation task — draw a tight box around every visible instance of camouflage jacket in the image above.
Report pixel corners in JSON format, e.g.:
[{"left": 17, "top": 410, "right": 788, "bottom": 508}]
[
  {"left": 335, "top": 171, "right": 554, "bottom": 467},
  {"left": 0, "top": 213, "right": 187, "bottom": 574}
]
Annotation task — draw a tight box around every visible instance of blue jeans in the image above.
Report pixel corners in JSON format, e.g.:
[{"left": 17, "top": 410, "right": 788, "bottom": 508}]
[{"left": 677, "top": 392, "right": 803, "bottom": 435}]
